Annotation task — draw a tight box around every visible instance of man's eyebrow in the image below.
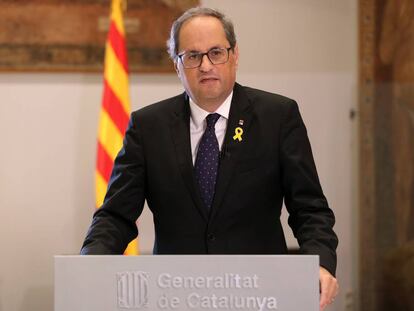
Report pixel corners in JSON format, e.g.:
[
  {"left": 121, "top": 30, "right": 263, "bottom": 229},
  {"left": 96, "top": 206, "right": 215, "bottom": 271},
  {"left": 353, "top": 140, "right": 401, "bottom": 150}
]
[{"left": 185, "top": 46, "right": 223, "bottom": 54}]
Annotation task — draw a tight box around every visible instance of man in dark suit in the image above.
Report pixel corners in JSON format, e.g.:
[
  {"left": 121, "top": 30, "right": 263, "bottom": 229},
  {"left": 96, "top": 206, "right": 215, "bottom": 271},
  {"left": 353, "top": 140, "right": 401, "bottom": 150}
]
[{"left": 81, "top": 7, "right": 338, "bottom": 310}]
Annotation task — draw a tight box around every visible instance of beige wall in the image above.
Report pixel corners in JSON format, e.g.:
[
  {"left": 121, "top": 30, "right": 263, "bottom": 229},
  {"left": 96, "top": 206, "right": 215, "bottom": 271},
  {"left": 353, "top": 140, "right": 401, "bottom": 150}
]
[{"left": 0, "top": 1, "right": 357, "bottom": 310}]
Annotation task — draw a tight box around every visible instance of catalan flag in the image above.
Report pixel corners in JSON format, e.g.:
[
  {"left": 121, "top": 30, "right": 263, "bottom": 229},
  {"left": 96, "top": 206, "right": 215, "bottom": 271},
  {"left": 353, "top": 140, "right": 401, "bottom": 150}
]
[{"left": 96, "top": 0, "right": 138, "bottom": 255}]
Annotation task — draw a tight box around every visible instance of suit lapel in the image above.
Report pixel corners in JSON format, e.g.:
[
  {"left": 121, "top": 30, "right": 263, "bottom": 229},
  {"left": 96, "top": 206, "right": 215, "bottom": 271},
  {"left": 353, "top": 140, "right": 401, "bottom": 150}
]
[
  {"left": 209, "top": 83, "right": 253, "bottom": 222},
  {"left": 170, "top": 93, "right": 209, "bottom": 221}
]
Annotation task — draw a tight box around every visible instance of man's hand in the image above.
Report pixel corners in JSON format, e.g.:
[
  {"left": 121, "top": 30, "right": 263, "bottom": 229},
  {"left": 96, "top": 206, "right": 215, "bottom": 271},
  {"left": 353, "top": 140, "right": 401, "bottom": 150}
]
[{"left": 319, "top": 266, "right": 338, "bottom": 310}]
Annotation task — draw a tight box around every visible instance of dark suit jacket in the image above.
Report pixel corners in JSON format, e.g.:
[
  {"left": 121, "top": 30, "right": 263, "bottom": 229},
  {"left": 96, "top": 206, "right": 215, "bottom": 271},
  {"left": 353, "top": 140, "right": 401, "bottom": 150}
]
[{"left": 81, "top": 83, "right": 338, "bottom": 276}]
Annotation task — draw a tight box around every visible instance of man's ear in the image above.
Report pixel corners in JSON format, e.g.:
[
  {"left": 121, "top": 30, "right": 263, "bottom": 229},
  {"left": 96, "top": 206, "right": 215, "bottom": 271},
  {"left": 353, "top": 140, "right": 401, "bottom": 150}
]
[
  {"left": 233, "top": 44, "right": 240, "bottom": 69},
  {"left": 174, "top": 60, "right": 180, "bottom": 77}
]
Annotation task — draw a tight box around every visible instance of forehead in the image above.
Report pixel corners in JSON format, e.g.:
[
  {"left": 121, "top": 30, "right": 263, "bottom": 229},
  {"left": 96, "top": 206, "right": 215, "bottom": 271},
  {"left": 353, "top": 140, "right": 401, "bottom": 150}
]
[{"left": 178, "top": 16, "right": 229, "bottom": 52}]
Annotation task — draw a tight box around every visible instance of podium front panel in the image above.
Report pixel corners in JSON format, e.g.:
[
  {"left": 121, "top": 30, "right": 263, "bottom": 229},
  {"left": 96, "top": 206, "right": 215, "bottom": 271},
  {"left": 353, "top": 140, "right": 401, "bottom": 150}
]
[{"left": 55, "top": 255, "right": 318, "bottom": 311}]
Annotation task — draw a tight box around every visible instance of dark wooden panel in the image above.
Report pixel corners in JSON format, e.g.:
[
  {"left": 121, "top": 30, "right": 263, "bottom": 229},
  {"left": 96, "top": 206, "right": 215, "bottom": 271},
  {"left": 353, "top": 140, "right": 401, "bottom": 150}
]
[{"left": 359, "top": 0, "right": 414, "bottom": 309}]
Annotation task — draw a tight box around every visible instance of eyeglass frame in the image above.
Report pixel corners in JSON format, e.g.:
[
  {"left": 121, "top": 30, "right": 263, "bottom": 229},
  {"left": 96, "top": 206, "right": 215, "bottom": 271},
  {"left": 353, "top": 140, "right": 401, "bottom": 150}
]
[{"left": 177, "top": 47, "right": 234, "bottom": 69}]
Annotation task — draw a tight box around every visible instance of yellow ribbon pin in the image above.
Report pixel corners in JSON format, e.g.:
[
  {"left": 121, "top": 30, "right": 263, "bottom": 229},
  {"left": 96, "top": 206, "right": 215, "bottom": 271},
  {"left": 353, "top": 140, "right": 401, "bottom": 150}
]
[{"left": 233, "top": 127, "right": 243, "bottom": 142}]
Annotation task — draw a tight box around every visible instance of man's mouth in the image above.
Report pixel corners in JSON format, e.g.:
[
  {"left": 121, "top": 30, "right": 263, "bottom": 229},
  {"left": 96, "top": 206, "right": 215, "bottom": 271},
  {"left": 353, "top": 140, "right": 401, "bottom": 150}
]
[{"left": 199, "top": 77, "right": 219, "bottom": 83}]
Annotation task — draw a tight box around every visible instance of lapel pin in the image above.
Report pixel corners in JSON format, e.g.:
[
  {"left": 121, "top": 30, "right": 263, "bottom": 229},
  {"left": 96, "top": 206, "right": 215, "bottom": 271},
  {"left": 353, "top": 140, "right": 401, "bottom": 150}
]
[
  {"left": 233, "top": 127, "right": 243, "bottom": 142},
  {"left": 238, "top": 119, "right": 244, "bottom": 126}
]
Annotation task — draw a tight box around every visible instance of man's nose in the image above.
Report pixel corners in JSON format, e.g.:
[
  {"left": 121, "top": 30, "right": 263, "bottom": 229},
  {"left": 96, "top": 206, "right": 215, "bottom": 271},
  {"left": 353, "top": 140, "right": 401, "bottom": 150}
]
[{"left": 199, "top": 54, "right": 214, "bottom": 72}]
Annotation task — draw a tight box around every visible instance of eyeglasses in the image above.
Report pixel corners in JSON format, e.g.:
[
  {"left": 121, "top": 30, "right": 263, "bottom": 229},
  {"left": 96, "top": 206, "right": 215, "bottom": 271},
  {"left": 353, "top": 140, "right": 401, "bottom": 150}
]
[{"left": 177, "top": 47, "right": 233, "bottom": 69}]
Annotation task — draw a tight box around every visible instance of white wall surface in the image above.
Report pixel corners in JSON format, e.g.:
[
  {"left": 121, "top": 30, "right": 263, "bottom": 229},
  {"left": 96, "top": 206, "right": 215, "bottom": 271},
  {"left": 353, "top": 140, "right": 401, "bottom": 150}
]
[{"left": 0, "top": 1, "right": 357, "bottom": 310}]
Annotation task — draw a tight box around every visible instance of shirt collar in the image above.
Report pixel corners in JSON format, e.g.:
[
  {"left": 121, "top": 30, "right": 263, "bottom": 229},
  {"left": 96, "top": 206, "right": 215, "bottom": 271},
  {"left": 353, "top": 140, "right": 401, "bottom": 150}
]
[{"left": 189, "top": 92, "right": 233, "bottom": 128}]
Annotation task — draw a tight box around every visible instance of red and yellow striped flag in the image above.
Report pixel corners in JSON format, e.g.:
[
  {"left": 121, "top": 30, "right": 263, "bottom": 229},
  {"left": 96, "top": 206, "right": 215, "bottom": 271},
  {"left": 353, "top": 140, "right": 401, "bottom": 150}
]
[{"left": 96, "top": 0, "right": 138, "bottom": 255}]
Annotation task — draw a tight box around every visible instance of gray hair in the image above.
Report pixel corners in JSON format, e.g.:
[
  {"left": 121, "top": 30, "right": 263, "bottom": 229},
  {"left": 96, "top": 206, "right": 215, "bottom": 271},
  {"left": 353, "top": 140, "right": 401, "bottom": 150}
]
[{"left": 167, "top": 7, "right": 237, "bottom": 60}]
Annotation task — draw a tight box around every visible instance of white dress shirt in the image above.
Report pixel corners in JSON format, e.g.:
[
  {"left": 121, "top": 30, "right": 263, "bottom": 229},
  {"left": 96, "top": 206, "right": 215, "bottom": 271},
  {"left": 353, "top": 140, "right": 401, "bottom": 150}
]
[{"left": 189, "top": 92, "right": 233, "bottom": 164}]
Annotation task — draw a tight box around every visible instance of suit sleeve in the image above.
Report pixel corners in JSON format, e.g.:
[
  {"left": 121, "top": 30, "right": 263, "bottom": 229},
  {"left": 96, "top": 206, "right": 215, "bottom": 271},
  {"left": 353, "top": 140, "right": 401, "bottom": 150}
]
[
  {"left": 280, "top": 100, "right": 338, "bottom": 276},
  {"left": 81, "top": 112, "right": 146, "bottom": 254}
]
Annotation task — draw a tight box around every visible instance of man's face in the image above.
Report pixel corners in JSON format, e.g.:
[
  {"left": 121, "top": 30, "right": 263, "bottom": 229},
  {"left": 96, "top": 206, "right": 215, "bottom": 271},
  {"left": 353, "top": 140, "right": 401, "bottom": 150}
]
[{"left": 175, "top": 16, "right": 239, "bottom": 110}]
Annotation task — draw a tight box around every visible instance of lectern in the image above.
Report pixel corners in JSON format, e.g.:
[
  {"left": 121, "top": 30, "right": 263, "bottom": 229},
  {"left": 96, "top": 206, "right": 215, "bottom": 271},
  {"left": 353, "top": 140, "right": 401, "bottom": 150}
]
[{"left": 55, "top": 255, "right": 318, "bottom": 311}]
